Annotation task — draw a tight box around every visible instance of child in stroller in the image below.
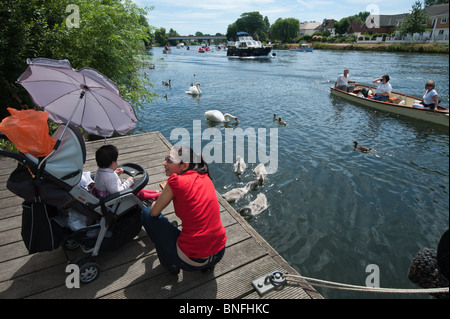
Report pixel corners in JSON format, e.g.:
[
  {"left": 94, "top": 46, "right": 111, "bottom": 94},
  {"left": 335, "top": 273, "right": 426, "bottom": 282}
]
[
  {"left": 1, "top": 124, "right": 150, "bottom": 283},
  {"left": 94, "top": 144, "right": 160, "bottom": 202}
]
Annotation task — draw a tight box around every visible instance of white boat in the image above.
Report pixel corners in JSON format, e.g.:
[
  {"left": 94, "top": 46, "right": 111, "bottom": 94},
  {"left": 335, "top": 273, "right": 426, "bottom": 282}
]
[
  {"left": 330, "top": 84, "right": 449, "bottom": 127},
  {"left": 289, "top": 43, "right": 313, "bottom": 52},
  {"left": 227, "top": 32, "right": 273, "bottom": 58}
]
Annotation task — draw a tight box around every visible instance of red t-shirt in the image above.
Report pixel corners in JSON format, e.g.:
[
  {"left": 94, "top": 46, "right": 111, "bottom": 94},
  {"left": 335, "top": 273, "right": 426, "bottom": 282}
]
[{"left": 168, "top": 170, "right": 227, "bottom": 258}]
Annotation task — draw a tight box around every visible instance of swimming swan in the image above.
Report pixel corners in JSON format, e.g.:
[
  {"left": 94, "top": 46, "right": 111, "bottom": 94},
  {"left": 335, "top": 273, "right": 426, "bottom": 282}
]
[
  {"left": 234, "top": 156, "right": 246, "bottom": 174},
  {"left": 186, "top": 82, "right": 202, "bottom": 95},
  {"left": 221, "top": 181, "right": 256, "bottom": 202},
  {"left": 239, "top": 193, "right": 268, "bottom": 216},
  {"left": 253, "top": 163, "right": 268, "bottom": 183},
  {"left": 205, "top": 110, "right": 238, "bottom": 123}
]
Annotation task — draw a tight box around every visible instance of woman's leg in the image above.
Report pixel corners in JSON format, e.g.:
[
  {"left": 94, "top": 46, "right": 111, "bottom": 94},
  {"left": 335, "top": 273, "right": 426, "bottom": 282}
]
[{"left": 141, "top": 207, "right": 180, "bottom": 270}]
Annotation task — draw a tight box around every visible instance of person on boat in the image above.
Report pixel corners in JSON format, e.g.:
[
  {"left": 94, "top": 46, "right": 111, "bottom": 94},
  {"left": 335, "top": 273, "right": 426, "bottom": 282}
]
[
  {"left": 421, "top": 80, "right": 439, "bottom": 111},
  {"left": 334, "top": 69, "right": 355, "bottom": 92},
  {"left": 141, "top": 145, "right": 227, "bottom": 275},
  {"left": 370, "top": 75, "right": 392, "bottom": 102}
]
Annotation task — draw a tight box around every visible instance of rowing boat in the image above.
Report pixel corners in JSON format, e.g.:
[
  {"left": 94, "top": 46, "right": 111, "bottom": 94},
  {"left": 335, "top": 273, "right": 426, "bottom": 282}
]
[{"left": 330, "top": 84, "right": 449, "bottom": 127}]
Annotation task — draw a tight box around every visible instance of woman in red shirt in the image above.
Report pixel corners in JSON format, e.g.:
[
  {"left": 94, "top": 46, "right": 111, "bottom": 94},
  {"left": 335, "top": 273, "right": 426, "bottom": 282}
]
[{"left": 141, "top": 145, "right": 226, "bottom": 274}]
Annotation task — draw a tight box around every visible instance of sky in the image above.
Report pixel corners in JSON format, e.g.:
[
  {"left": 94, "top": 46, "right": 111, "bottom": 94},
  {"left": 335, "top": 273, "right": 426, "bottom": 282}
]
[{"left": 132, "top": 0, "right": 419, "bottom": 36}]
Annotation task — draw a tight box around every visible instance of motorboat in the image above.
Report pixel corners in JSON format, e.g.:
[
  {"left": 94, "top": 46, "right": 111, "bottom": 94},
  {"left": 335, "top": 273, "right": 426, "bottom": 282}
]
[{"left": 227, "top": 32, "right": 273, "bottom": 58}]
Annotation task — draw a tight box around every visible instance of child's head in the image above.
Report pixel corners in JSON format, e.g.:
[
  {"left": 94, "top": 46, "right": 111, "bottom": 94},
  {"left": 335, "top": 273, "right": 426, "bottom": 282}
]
[{"left": 96, "top": 145, "right": 119, "bottom": 168}]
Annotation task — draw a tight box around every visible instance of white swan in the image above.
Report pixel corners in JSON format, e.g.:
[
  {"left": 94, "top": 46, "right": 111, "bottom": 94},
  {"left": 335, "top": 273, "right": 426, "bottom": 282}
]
[
  {"left": 233, "top": 156, "right": 246, "bottom": 174},
  {"left": 186, "top": 82, "right": 202, "bottom": 95},
  {"left": 222, "top": 181, "right": 256, "bottom": 202},
  {"left": 239, "top": 193, "right": 268, "bottom": 216},
  {"left": 205, "top": 110, "right": 238, "bottom": 123},
  {"left": 253, "top": 163, "right": 268, "bottom": 183}
]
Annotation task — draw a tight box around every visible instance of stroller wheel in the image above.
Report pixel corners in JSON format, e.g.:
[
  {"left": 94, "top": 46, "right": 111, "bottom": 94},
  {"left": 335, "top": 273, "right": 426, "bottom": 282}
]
[
  {"left": 64, "top": 239, "right": 80, "bottom": 251},
  {"left": 76, "top": 257, "right": 100, "bottom": 283}
]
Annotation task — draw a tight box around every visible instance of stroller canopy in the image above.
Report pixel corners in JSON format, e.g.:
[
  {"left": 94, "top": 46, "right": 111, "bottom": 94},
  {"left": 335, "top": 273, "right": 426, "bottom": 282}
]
[{"left": 26, "top": 125, "right": 86, "bottom": 188}]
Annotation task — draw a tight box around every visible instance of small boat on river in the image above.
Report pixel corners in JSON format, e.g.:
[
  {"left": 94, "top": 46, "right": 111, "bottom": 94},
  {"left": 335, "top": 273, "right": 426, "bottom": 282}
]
[
  {"left": 290, "top": 43, "right": 313, "bottom": 52},
  {"left": 227, "top": 32, "right": 273, "bottom": 58},
  {"left": 330, "top": 84, "right": 449, "bottom": 127}
]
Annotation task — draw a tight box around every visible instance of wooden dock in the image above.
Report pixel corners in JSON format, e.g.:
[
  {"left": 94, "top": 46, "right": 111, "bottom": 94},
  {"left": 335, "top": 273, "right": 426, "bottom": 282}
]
[{"left": 0, "top": 132, "right": 322, "bottom": 299}]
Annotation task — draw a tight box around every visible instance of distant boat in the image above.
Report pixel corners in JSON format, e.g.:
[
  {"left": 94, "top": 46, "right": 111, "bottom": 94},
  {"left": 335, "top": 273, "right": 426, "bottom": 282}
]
[
  {"left": 330, "top": 84, "right": 449, "bottom": 127},
  {"left": 227, "top": 32, "right": 273, "bottom": 58},
  {"left": 290, "top": 43, "right": 313, "bottom": 52}
]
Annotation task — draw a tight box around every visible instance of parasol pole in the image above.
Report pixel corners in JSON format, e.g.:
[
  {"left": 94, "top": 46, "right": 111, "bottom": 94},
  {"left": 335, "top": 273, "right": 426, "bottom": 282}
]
[{"left": 55, "top": 89, "right": 86, "bottom": 150}]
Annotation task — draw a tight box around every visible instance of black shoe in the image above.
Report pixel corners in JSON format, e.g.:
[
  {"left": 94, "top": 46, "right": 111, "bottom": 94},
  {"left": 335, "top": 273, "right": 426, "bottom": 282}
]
[
  {"left": 165, "top": 266, "right": 180, "bottom": 275},
  {"left": 201, "top": 265, "right": 215, "bottom": 273}
]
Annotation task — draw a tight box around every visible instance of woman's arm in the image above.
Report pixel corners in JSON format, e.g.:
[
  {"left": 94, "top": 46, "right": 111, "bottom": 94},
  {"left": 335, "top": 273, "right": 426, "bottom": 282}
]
[
  {"left": 433, "top": 94, "right": 439, "bottom": 111},
  {"left": 150, "top": 183, "right": 174, "bottom": 217}
]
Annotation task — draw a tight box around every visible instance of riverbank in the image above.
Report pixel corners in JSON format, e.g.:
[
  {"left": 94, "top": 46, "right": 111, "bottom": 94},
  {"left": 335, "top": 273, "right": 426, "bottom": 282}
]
[{"left": 280, "top": 42, "right": 449, "bottom": 54}]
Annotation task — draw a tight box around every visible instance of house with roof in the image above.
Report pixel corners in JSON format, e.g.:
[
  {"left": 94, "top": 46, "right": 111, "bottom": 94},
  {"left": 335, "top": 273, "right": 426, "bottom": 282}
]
[
  {"left": 423, "top": 3, "right": 448, "bottom": 40},
  {"left": 300, "top": 22, "right": 321, "bottom": 36},
  {"left": 347, "top": 19, "right": 363, "bottom": 37},
  {"left": 315, "top": 19, "right": 337, "bottom": 36},
  {"left": 395, "top": 3, "right": 449, "bottom": 42},
  {"left": 360, "top": 14, "right": 405, "bottom": 35}
]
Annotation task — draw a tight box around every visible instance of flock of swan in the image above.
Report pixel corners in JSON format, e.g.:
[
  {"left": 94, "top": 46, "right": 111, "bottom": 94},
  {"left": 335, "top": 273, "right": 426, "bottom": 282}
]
[{"left": 221, "top": 160, "right": 269, "bottom": 217}]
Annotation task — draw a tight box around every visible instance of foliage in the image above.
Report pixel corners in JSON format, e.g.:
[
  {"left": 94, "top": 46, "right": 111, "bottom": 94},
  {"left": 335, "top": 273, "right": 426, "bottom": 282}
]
[
  {"left": 0, "top": 0, "right": 155, "bottom": 121},
  {"left": 346, "top": 11, "right": 370, "bottom": 24},
  {"left": 334, "top": 18, "right": 350, "bottom": 36},
  {"left": 167, "top": 28, "right": 180, "bottom": 46},
  {"left": 400, "top": 1, "right": 429, "bottom": 35},
  {"left": 154, "top": 27, "right": 168, "bottom": 45},
  {"left": 270, "top": 18, "right": 300, "bottom": 43},
  {"left": 226, "top": 12, "right": 269, "bottom": 41},
  {"left": 0, "top": 137, "right": 18, "bottom": 152}
]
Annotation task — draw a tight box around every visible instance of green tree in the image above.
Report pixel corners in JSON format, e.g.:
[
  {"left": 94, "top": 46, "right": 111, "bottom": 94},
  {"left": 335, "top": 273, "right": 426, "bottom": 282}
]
[
  {"left": 227, "top": 12, "right": 269, "bottom": 41},
  {"left": 400, "top": 1, "right": 429, "bottom": 35},
  {"left": 334, "top": 18, "right": 350, "bottom": 35},
  {"left": 155, "top": 28, "right": 168, "bottom": 45},
  {"left": 270, "top": 18, "right": 300, "bottom": 42},
  {"left": 0, "top": 0, "right": 155, "bottom": 121},
  {"left": 347, "top": 11, "right": 370, "bottom": 24},
  {"left": 168, "top": 28, "right": 179, "bottom": 46}
]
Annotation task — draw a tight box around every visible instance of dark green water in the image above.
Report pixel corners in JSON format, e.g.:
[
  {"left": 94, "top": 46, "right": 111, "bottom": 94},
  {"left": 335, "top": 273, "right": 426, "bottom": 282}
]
[{"left": 136, "top": 47, "right": 449, "bottom": 299}]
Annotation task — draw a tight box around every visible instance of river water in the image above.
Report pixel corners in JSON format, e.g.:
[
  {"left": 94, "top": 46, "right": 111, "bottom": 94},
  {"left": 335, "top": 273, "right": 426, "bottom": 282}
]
[{"left": 135, "top": 47, "right": 449, "bottom": 299}]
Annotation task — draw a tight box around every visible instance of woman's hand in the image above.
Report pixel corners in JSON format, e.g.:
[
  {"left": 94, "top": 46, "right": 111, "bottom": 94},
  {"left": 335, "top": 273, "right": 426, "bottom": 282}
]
[{"left": 150, "top": 183, "right": 173, "bottom": 217}]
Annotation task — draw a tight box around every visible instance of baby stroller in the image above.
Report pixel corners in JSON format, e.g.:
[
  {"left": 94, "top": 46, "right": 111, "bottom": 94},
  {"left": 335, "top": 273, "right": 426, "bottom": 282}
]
[{"left": 1, "top": 124, "right": 148, "bottom": 283}]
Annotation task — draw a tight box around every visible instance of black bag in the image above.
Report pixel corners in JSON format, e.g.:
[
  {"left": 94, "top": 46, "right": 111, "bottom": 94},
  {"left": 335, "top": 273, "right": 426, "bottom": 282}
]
[{"left": 21, "top": 201, "right": 61, "bottom": 254}]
